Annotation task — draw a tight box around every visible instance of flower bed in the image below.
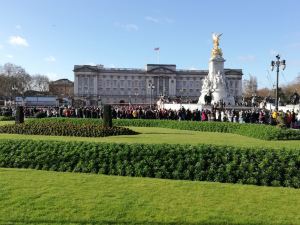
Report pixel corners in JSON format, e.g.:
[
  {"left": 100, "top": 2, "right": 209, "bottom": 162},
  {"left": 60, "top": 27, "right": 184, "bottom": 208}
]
[
  {"left": 0, "top": 121, "right": 137, "bottom": 137},
  {"left": 1, "top": 139, "right": 300, "bottom": 188},
  {"left": 26, "top": 118, "right": 300, "bottom": 141}
]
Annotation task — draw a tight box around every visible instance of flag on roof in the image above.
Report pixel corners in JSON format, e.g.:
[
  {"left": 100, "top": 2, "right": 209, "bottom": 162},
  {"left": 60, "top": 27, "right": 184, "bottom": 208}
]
[{"left": 154, "top": 47, "right": 159, "bottom": 51}]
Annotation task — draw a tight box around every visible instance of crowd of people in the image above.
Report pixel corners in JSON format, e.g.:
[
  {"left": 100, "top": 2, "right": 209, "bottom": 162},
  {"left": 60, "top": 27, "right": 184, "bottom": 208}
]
[{"left": 1, "top": 104, "right": 299, "bottom": 128}]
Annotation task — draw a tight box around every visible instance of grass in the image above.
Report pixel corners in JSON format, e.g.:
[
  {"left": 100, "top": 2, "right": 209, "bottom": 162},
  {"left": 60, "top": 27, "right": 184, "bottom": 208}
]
[
  {"left": 0, "top": 120, "right": 300, "bottom": 149},
  {"left": 1, "top": 120, "right": 300, "bottom": 224},
  {"left": 1, "top": 168, "right": 300, "bottom": 225}
]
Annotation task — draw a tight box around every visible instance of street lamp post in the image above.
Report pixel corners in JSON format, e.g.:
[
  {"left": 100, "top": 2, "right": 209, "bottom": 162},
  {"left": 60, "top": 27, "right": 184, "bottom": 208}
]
[
  {"left": 179, "top": 88, "right": 184, "bottom": 108},
  {"left": 148, "top": 81, "right": 155, "bottom": 109},
  {"left": 270, "top": 55, "right": 286, "bottom": 112},
  {"left": 12, "top": 84, "right": 18, "bottom": 108},
  {"left": 135, "top": 92, "right": 138, "bottom": 106}
]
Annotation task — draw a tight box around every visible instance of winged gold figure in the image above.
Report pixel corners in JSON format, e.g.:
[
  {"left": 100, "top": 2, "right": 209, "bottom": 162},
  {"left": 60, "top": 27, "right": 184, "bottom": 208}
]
[{"left": 212, "top": 32, "right": 222, "bottom": 48}]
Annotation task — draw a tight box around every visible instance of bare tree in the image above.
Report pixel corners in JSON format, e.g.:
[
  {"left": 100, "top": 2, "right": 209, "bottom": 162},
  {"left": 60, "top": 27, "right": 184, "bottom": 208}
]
[
  {"left": 31, "top": 74, "right": 49, "bottom": 92},
  {"left": 242, "top": 74, "right": 258, "bottom": 97},
  {"left": 0, "top": 63, "right": 32, "bottom": 97}
]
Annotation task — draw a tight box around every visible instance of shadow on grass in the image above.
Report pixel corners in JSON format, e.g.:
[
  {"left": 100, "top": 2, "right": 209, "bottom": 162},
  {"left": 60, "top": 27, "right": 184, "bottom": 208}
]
[{"left": 143, "top": 133, "right": 195, "bottom": 135}]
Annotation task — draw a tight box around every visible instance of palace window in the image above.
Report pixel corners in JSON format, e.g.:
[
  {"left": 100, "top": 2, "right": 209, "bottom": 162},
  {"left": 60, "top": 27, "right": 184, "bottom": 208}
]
[
  {"left": 114, "top": 80, "right": 117, "bottom": 86},
  {"left": 128, "top": 80, "right": 131, "bottom": 86},
  {"left": 121, "top": 80, "right": 124, "bottom": 86},
  {"left": 135, "top": 81, "right": 138, "bottom": 86},
  {"left": 99, "top": 80, "right": 103, "bottom": 86},
  {"left": 90, "top": 79, "right": 93, "bottom": 85},
  {"left": 190, "top": 81, "right": 193, "bottom": 87},
  {"left": 183, "top": 81, "right": 186, "bottom": 87},
  {"left": 106, "top": 80, "right": 110, "bottom": 86}
]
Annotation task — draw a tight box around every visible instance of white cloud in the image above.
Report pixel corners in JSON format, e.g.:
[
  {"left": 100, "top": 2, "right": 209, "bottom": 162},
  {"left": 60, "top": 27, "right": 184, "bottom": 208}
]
[
  {"left": 8, "top": 36, "right": 28, "bottom": 46},
  {"left": 6, "top": 55, "right": 13, "bottom": 58},
  {"left": 16, "top": 25, "right": 21, "bottom": 29},
  {"left": 45, "top": 73, "right": 58, "bottom": 80},
  {"left": 45, "top": 56, "right": 56, "bottom": 61},
  {"left": 123, "top": 24, "right": 139, "bottom": 30},
  {"left": 289, "top": 61, "right": 300, "bottom": 66},
  {"left": 87, "top": 62, "right": 96, "bottom": 66},
  {"left": 189, "top": 67, "right": 196, "bottom": 70},
  {"left": 236, "top": 55, "right": 256, "bottom": 62},
  {"left": 270, "top": 49, "right": 278, "bottom": 55},
  {"left": 165, "top": 18, "right": 174, "bottom": 23},
  {"left": 145, "top": 16, "right": 160, "bottom": 23},
  {"left": 110, "top": 64, "right": 115, "bottom": 68},
  {"left": 0, "top": 45, "right": 3, "bottom": 49}
]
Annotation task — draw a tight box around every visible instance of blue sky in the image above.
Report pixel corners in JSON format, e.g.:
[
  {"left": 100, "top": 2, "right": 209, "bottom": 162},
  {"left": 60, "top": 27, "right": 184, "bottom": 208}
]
[{"left": 1, "top": 0, "right": 299, "bottom": 89}]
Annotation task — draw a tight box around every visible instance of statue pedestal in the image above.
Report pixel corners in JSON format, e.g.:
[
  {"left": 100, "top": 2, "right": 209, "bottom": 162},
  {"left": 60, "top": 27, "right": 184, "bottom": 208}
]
[{"left": 198, "top": 53, "right": 235, "bottom": 106}]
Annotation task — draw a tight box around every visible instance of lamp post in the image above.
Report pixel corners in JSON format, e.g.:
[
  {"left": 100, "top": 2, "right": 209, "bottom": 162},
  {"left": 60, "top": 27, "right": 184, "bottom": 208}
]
[
  {"left": 85, "top": 89, "right": 90, "bottom": 106},
  {"left": 270, "top": 54, "right": 286, "bottom": 112},
  {"left": 179, "top": 88, "right": 184, "bottom": 108},
  {"left": 135, "top": 92, "right": 138, "bottom": 106},
  {"left": 148, "top": 81, "right": 155, "bottom": 109},
  {"left": 12, "top": 84, "right": 18, "bottom": 108}
]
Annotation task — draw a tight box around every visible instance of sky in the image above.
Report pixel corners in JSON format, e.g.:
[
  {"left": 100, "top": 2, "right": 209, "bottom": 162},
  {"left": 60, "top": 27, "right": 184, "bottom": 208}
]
[{"left": 0, "top": 0, "right": 300, "bottom": 89}]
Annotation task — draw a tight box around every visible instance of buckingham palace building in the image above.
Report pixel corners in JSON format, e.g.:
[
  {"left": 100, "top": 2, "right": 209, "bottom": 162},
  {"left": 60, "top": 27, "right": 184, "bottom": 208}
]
[{"left": 73, "top": 64, "right": 243, "bottom": 106}]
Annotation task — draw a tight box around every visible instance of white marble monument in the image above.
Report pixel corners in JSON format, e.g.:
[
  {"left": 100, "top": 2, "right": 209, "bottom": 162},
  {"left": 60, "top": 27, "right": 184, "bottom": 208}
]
[{"left": 198, "top": 33, "right": 235, "bottom": 106}]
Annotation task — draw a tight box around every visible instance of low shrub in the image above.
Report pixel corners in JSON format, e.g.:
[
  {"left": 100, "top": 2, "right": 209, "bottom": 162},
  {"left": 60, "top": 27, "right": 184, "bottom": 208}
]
[
  {"left": 0, "top": 121, "right": 137, "bottom": 137},
  {"left": 26, "top": 118, "right": 300, "bottom": 141},
  {"left": 2, "top": 111, "right": 11, "bottom": 117},
  {"left": 35, "top": 112, "right": 47, "bottom": 119},
  {"left": 0, "top": 116, "right": 15, "bottom": 121},
  {"left": 0, "top": 139, "right": 299, "bottom": 188}
]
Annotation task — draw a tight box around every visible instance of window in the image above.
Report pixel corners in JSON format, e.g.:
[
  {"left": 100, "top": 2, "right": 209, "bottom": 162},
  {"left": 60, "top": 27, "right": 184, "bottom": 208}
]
[
  {"left": 135, "top": 81, "right": 138, "bottom": 86},
  {"left": 128, "top": 90, "right": 131, "bottom": 95},
  {"left": 141, "top": 81, "right": 145, "bottom": 86},
  {"left": 165, "top": 81, "right": 169, "bottom": 87},
  {"left": 90, "top": 89, "right": 94, "bottom": 95},
  {"left": 79, "top": 89, "right": 82, "bottom": 94},
  {"left": 106, "top": 89, "right": 110, "bottom": 95},
  {"left": 159, "top": 80, "right": 163, "bottom": 87},
  {"left": 120, "top": 90, "right": 124, "bottom": 95},
  {"left": 141, "top": 90, "right": 145, "bottom": 95},
  {"left": 84, "top": 79, "right": 88, "bottom": 85},
  {"left": 78, "top": 78, "right": 82, "bottom": 85},
  {"left": 190, "top": 81, "right": 193, "bottom": 87},
  {"left": 183, "top": 81, "right": 186, "bottom": 87},
  {"left": 114, "top": 80, "right": 117, "bottom": 85},
  {"left": 114, "top": 90, "right": 117, "bottom": 95},
  {"left": 99, "top": 80, "right": 102, "bottom": 86},
  {"left": 128, "top": 80, "right": 131, "bottom": 86},
  {"left": 235, "top": 81, "right": 238, "bottom": 87},
  {"left": 121, "top": 80, "right": 124, "bottom": 86},
  {"left": 106, "top": 80, "right": 110, "bottom": 86},
  {"left": 98, "top": 89, "right": 102, "bottom": 95},
  {"left": 90, "top": 79, "right": 93, "bottom": 85},
  {"left": 176, "top": 81, "right": 180, "bottom": 86},
  {"left": 230, "top": 81, "right": 233, "bottom": 87},
  {"left": 196, "top": 82, "right": 200, "bottom": 87}
]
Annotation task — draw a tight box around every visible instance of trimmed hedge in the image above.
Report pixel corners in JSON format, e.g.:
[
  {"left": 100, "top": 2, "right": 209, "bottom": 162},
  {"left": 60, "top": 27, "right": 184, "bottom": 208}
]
[
  {"left": 2, "top": 111, "right": 11, "bottom": 117},
  {"left": 0, "top": 139, "right": 300, "bottom": 188},
  {"left": 15, "top": 106, "right": 24, "bottom": 124},
  {"left": 35, "top": 112, "right": 47, "bottom": 119},
  {"left": 0, "top": 121, "right": 137, "bottom": 137},
  {"left": 26, "top": 118, "right": 300, "bottom": 141},
  {"left": 0, "top": 116, "right": 15, "bottom": 121}
]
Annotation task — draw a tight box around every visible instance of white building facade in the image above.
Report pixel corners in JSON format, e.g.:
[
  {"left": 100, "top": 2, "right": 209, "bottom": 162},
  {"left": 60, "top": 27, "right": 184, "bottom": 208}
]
[{"left": 73, "top": 64, "right": 243, "bottom": 106}]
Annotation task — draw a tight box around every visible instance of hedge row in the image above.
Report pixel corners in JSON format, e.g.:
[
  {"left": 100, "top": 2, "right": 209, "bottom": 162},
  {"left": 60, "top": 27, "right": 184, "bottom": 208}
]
[
  {"left": 1, "top": 139, "right": 300, "bottom": 188},
  {"left": 0, "top": 121, "right": 137, "bottom": 137},
  {"left": 26, "top": 118, "right": 300, "bottom": 141},
  {"left": 0, "top": 116, "right": 15, "bottom": 121}
]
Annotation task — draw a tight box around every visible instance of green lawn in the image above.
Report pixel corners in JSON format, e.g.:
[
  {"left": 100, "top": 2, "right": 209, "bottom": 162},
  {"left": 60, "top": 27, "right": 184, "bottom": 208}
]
[
  {"left": 1, "top": 120, "right": 300, "bottom": 224},
  {"left": 1, "top": 168, "right": 300, "bottom": 225}
]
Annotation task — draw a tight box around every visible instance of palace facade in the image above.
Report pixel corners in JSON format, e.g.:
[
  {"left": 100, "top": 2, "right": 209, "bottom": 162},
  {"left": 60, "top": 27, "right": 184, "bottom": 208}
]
[{"left": 73, "top": 64, "right": 243, "bottom": 105}]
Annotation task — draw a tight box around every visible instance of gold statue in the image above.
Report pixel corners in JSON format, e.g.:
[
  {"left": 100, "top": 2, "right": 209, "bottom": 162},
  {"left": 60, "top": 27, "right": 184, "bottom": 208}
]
[{"left": 212, "top": 32, "right": 223, "bottom": 57}]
